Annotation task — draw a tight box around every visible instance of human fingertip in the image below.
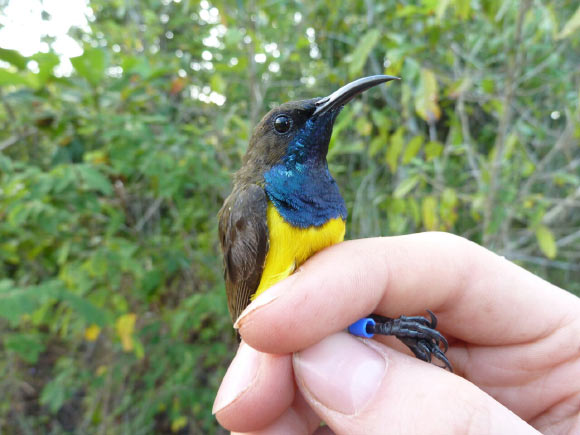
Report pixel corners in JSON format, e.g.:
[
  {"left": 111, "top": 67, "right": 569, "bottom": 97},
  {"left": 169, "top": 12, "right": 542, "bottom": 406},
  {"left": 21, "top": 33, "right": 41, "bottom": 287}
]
[
  {"left": 213, "top": 342, "right": 261, "bottom": 415},
  {"left": 293, "top": 332, "right": 386, "bottom": 415}
]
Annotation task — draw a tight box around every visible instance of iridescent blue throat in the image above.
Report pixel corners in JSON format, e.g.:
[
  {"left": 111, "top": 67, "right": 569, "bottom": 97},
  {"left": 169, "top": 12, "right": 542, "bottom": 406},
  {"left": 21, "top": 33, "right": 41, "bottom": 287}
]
[{"left": 264, "top": 119, "right": 347, "bottom": 228}]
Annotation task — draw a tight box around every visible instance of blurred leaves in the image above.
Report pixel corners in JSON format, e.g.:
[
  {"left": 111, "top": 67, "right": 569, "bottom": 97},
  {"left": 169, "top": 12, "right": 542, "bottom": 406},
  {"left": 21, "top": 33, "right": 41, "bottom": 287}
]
[
  {"left": 70, "top": 48, "right": 107, "bottom": 86},
  {"left": 0, "top": 68, "right": 30, "bottom": 86},
  {"left": 386, "top": 126, "right": 404, "bottom": 172},
  {"left": 402, "top": 135, "right": 423, "bottom": 164},
  {"left": 84, "top": 324, "right": 101, "bottom": 341},
  {"left": 4, "top": 333, "right": 46, "bottom": 364},
  {"left": 348, "top": 29, "right": 380, "bottom": 77},
  {"left": 115, "top": 313, "right": 137, "bottom": 352},
  {"left": 415, "top": 68, "right": 441, "bottom": 122},
  {"left": 556, "top": 5, "right": 580, "bottom": 40},
  {"left": 0, "top": 0, "right": 579, "bottom": 433},
  {"left": 77, "top": 164, "right": 113, "bottom": 195},
  {"left": 0, "top": 47, "right": 28, "bottom": 69},
  {"left": 421, "top": 196, "right": 439, "bottom": 230},
  {"left": 393, "top": 174, "right": 420, "bottom": 199},
  {"left": 535, "top": 225, "right": 557, "bottom": 259}
]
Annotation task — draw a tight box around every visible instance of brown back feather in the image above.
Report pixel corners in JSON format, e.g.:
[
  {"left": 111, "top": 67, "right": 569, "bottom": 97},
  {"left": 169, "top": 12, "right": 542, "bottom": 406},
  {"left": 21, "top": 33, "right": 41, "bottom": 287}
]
[{"left": 218, "top": 184, "right": 269, "bottom": 322}]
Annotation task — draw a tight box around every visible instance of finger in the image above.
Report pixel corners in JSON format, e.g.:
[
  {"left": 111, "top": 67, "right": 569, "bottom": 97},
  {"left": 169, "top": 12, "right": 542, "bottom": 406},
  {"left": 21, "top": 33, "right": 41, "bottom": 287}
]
[
  {"left": 235, "top": 232, "right": 579, "bottom": 354},
  {"left": 446, "top": 319, "right": 580, "bottom": 421},
  {"left": 232, "top": 391, "right": 321, "bottom": 435},
  {"left": 214, "top": 342, "right": 294, "bottom": 432},
  {"left": 293, "top": 332, "right": 540, "bottom": 435}
]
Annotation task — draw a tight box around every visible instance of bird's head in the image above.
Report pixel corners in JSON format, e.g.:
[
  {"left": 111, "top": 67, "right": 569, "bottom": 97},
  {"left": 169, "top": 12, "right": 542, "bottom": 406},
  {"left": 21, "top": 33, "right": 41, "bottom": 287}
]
[{"left": 238, "top": 75, "right": 399, "bottom": 182}]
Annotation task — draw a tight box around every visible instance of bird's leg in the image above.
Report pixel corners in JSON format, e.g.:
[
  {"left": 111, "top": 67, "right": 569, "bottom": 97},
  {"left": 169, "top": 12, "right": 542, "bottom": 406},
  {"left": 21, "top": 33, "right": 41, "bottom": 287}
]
[{"left": 368, "top": 310, "right": 453, "bottom": 371}]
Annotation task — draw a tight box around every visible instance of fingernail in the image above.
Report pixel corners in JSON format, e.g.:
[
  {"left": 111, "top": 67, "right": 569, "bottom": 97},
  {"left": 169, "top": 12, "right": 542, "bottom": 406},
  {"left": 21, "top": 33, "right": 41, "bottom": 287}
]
[
  {"left": 233, "top": 274, "right": 297, "bottom": 329},
  {"left": 294, "top": 332, "right": 386, "bottom": 415},
  {"left": 212, "top": 342, "right": 260, "bottom": 414}
]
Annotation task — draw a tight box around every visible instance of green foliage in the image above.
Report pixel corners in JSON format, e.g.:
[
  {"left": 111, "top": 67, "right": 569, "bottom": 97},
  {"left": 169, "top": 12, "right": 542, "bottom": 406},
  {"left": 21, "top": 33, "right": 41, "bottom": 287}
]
[
  {"left": 1, "top": 0, "right": 579, "bottom": 432},
  {"left": 348, "top": 29, "right": 381, "bottom": 77},
  {"left": 70, "top": 48, "right": 107, "bottom": 86},
  {"left": 535, "top": 225, "right": 557, "bottom": 259},
  {"left": 556, "top": 5, "right": 580, "bottom": 39}
]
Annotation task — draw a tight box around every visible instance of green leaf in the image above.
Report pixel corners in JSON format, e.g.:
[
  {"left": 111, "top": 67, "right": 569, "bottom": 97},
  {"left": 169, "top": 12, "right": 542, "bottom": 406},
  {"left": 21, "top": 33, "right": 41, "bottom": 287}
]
[
  {"left": 142, "top": 269, "right": 163, "bottom": 295},
  {"left": 455, "top": 0, "right": 471, "bottom": 19},
  {"left": 329, "top": 106, "right": 355, "bottom": 149},
  {"left": 353, "top": 116, "right": 370, "bottom": 136},
  {"left": 441, "top": 187, "right": 458, "bottom": 208},
  {"left": 421, "top": 195, "right": 439, "bottom": 230},
  {"left": 0, "top": 69, "right": 31, "bottom": 86},
  {"left": 402, "top": 135, "right": 424, "bottom": 164},
  {"left": 535, "top": 225, "right": 557, "bottom": 259},
  {"left": 0, "top": 280, "right": 58, "bottom": 326},
  {"left": 77, "top": 165, "right": 113, "bottom": 195},
  {"left": 4, "top": 333, "right": 46, "bottom": 364},
  {"left": 210, "top": 74, "right": 226, "bottom": 94},
  {"left": 415, "top": 68, "right": 441, "bottom": 123},
  {"left": 556, "top": 5, "right": 580, "bottom": 40},
  {"left": 440, "top": 188, "right": 459, "bottom": 228},
  {"left": 40, "top": 371, "right": 70, "bottom": 412},
  {"left": 386, "top": 127, "right": 405, "bottom": 172},
  {"left": 447, "top": 77, "right": 472, "bottom": 99},
  {"left": 32, "top": 52, "right": 59, "bottom": 86},
  {"left": 393, "top": 174, "right": 420, "bottom": 198},
  {"left": 408, "top": 197, "right": 421, "bottom": 225},
  {"left": 0, "top": 154, "right": 13, "bottom": 172},
  {"left": 57, "top": 291, "right": 109, "bottom": 326},
  {"left": 504, "top": 132, "right": 519, "bottom": 159},
  {"left": 481, "top": 77, "right": 495, "bottom": 94},
  {"left": 369, "top": 136, "right": 386, "bottom": 157},
  {"left": 0, "top": 48, "right": 28, "bottom": 70},
  {"left": 225, "top": 28, "right": 244, "bottom": 45},
  {"left": 436, "top": 0, "right": 452, "bottom": 20},
  {"left": 425, "top": 141, "right": 443, "bottom": 160},
  {"left": 71, "top": 48, "right": 106, "bottom": 86},
  {"left": 348, "top": 29, "right": 380, "bottom": 77}
]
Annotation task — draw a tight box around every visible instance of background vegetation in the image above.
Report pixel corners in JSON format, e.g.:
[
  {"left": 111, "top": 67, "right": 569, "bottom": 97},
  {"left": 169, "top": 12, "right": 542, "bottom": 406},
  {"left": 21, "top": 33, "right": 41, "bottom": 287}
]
[{"left": 1, "top": 0, "right": 579, "bottom": 433}]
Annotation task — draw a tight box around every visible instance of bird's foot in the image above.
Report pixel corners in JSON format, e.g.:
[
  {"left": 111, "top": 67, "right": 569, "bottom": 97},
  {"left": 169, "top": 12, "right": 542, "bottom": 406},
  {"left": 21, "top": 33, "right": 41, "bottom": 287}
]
[{"left": 368, "top": 310, "right": 453, "bottom": 372}]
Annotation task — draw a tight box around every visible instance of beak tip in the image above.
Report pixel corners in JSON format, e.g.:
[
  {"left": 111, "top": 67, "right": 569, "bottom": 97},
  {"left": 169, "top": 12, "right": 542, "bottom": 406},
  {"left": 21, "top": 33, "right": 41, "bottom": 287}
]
[{"left": 313, "top": 75, "right": 401, "bottom": 117}]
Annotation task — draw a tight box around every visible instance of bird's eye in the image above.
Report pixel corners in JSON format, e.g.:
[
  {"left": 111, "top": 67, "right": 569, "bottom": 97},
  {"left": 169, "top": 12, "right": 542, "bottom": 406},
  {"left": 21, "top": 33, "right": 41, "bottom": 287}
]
[{"left": 274, "top": 115, "right": 292, "bottom": 134}]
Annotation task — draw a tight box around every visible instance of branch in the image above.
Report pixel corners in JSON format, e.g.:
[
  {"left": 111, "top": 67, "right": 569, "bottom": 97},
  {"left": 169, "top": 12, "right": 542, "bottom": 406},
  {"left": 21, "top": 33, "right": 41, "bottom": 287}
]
[
  {"left": 456, "top": 96, "right": 483, "bottom": 188},
  {"left": 0, "top": 130, "right": 35, "bottom": 152},
  {"left": 0, "top": 135, "right": 19, "bottom": 152},
  {"left": 135, "top": 197, "right": 163, "bottom": 232},
  {"left": 557, "top": 228, "right": 580, "bottom": 248},
  {"left": 513, "top": 45, "right": 565, "bottom": 88},
  {"left": 544, "top": 185, "right": 580, "bottom": 225},
  {"left": 482, "top": 0, "right": 531, "bottom": 247},
  {"left": 506, "top": 185, "right": 580, "bottom": 252}
]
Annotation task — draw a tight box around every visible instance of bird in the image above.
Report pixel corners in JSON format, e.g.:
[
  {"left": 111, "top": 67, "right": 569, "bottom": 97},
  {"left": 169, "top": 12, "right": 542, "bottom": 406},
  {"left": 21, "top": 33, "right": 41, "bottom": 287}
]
[{"left": 218, "top": 75, "right": 451, "bottom": 370}]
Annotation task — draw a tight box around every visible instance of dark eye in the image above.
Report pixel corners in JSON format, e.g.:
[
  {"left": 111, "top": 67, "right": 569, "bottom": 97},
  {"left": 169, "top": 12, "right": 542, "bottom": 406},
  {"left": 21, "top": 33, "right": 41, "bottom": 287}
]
[{"left": 274, "top": 115, "right": 292, "bottom": 133}]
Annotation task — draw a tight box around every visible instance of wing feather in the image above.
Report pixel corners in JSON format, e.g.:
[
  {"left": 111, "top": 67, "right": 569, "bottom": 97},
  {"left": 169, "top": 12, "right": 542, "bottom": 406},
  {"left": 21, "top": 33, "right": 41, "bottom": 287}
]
[{"left": 218, "top": 184, "right": 269, "bottom": 322}]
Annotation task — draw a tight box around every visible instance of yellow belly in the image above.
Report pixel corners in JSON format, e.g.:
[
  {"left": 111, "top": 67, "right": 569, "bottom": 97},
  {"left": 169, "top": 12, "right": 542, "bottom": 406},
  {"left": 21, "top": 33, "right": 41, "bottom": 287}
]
[{"left": 253, "top": 202, "right": 346, "bottom": 299}]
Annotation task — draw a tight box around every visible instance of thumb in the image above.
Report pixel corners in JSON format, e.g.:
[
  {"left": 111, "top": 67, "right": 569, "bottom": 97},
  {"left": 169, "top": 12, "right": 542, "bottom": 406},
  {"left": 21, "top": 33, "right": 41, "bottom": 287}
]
[{"left": 292, "top": 332, "right": 538, "bottom": 435}]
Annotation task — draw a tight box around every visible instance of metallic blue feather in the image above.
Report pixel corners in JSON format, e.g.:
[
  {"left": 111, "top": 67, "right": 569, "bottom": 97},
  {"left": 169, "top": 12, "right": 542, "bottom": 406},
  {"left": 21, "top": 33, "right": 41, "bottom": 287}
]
[{"left": 264, "top": 118, "right": 347, "bottom": 228}]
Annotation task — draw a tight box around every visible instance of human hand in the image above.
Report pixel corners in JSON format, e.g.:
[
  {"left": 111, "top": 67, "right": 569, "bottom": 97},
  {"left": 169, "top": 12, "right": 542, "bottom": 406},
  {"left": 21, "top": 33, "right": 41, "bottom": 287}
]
[{"left": 213, "top": 232, "right": 580, "bottom": 434}]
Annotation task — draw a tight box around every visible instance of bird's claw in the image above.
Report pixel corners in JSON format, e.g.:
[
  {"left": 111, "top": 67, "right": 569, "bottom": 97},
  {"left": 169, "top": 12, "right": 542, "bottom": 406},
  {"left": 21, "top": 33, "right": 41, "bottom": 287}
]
[{"left": 369, "top": 310, "right": 453, "bottom": 372}]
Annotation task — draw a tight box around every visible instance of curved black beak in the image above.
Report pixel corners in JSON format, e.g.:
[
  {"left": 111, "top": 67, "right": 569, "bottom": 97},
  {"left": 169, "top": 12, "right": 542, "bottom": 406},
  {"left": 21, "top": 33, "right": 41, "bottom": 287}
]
[{"left": 313, "top": 75, "right": 400, "bottom": 118}]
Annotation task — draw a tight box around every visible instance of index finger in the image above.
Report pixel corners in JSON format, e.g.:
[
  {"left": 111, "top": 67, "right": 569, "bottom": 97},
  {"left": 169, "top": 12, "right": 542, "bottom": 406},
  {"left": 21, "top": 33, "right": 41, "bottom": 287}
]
[{"left": 235, "top": 232, "right": 579, "bottom": 354}]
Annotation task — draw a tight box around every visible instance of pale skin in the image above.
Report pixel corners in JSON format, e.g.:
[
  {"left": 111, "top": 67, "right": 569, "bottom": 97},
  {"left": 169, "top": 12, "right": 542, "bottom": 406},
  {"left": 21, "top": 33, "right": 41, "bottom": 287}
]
[{"left": 213, "top": 232, "right": 580, "bottom": 434}]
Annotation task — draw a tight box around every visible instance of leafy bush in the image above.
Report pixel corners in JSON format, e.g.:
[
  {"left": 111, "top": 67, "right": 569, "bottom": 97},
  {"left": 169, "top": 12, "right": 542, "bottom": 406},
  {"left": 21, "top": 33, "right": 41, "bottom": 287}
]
[{"left": 1, "top": 0, "right": 579, "bottom": 432}]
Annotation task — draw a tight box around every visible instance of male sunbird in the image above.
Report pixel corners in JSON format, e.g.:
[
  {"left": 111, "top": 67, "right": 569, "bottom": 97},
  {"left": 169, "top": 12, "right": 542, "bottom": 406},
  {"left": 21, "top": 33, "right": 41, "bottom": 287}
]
[{"left": 219, "top": 75, "right": 451, "bottom": 369}]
